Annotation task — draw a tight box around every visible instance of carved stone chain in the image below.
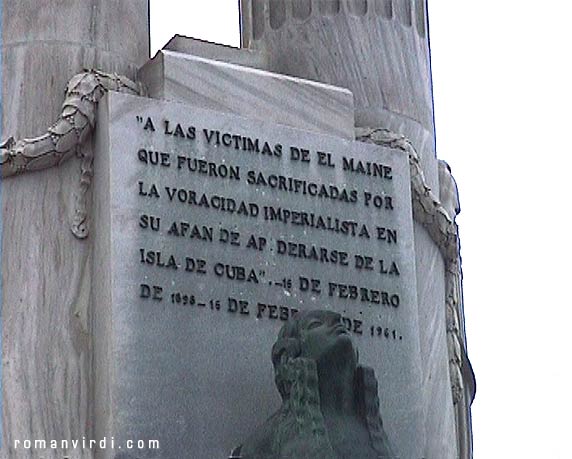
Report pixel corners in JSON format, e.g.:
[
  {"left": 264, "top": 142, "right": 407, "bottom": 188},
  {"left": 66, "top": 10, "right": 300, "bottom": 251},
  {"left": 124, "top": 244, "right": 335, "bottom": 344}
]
[
  {"left": 356, "top": 127, "right": 465, "bottom": 406},
  {"left": 0, "top": 69, "right": 144, "bottom": 238}
]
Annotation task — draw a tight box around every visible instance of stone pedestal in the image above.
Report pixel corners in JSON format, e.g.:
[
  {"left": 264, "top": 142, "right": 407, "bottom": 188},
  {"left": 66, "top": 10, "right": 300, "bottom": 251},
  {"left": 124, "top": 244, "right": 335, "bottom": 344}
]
[{"left": 93, "top": 44, "right": 425, "bottom": 458}]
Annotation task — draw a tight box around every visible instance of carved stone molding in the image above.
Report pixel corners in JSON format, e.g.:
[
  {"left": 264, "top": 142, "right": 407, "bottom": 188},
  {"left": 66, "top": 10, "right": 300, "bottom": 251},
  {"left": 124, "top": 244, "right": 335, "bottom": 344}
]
[
  {"left": 355, "top": 127, "right": 467, "bottom": 404},
  {"left": 0, "top": 69, "right": 144, "bottom": 238}
]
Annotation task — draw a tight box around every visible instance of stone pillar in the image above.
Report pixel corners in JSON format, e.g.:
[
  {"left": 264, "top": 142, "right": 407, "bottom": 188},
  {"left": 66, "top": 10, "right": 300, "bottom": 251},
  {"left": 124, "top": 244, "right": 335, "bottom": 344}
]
[
  {"left": 240, "top": 1, "right": 468, "bottom": 457},
  {"left": 1, "top": 1, "right": 148, "bottom": 456},
  {"left": 241, "top": 0, "right": 437, "bottom": 186}
]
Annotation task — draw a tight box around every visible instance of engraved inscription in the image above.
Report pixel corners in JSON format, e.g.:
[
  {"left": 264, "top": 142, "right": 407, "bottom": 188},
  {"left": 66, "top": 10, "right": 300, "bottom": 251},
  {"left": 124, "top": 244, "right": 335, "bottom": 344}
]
[{"left": 127, "top": 110, "right": 414, "bottom": 345}]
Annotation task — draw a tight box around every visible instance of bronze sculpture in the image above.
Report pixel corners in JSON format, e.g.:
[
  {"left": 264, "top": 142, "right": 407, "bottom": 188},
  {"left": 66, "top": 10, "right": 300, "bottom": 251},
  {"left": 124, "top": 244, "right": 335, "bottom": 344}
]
[{"left": 231, "top": 310, "right": 397, "bottom": 458}]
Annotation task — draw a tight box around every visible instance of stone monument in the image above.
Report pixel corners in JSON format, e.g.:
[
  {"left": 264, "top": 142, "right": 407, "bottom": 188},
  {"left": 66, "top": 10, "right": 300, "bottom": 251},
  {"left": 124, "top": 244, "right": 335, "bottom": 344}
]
[{"left": 1, "top": 1, "right": 475, "bottom": 458}]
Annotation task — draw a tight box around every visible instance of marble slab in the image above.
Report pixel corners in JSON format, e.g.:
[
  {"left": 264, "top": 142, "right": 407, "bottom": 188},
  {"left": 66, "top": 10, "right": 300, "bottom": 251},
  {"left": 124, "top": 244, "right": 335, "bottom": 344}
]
[
  {"left": 162, "top": 35, "right": 269, "bottom": 71},
  {"left": 93, "top": 91, "right": 424, "bottom": 458},
  {"left": 138, "top": 48, "right": 355, "bottom": 140}
]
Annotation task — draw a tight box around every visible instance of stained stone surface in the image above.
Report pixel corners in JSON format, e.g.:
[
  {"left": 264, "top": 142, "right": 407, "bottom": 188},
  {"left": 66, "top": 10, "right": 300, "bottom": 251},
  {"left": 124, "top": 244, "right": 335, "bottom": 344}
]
[
  {"left": 139, "top": 48, "right": 355, "bottom": 140},
  {"left": 93, "top": 91, "right": 424, "bottom": 458}
]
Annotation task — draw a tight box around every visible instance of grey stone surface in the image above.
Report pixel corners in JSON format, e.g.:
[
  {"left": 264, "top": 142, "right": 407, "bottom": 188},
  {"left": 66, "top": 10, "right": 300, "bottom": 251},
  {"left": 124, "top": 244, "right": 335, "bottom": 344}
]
[
  {"left": 163, "top": 35, "right": 269, "bottom": 70},
  {"left": 2, "top": 0, "right": 149, "bottom": 78},
  {"left": 414, "top": 224, "right": 457, "bottom": 455},
  {"left": 240, "top": 0, "right": 436, "bottom": 182},
  {"left": 138, "top": 48, "right": 355, "bottom": 140},
  {"left": 1, "top": 1, "right": 149, "bottom": 456},
  {"left": 0, "top": 3, "right": 470, "bottom": 459},
  {"left": 239, "top": 3, "right": 462, "bottom": 457},
  {"left": 357, "top": 126, "right": 463, "bottom": 459},
  {"left": 93, "top": 91, "right": 424, "bottom": 459}
]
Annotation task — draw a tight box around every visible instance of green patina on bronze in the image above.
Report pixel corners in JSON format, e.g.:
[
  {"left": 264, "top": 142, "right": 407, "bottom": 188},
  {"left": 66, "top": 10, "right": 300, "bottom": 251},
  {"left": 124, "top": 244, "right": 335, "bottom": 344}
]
[{"left": 233, "top": 310, "right": 397, "bottom": 459}]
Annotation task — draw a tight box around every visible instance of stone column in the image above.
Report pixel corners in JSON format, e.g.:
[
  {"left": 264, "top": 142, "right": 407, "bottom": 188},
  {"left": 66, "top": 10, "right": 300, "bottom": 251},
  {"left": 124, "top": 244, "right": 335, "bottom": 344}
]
[
  {"left": 1, "top": 1, "right": 148, "bottom": 456},
  {"left": 240, "top": 1, "right": 469, "bottom": 457},
  {"left": 241, "top": 0, "right": 437, "bottom": 185}
]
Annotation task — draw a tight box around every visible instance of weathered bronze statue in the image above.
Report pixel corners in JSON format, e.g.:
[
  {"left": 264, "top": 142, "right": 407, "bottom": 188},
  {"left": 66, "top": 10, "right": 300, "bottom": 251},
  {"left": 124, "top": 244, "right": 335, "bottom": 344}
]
[{"left": 231, "top": 310, "right": 397, "bottom": 459}]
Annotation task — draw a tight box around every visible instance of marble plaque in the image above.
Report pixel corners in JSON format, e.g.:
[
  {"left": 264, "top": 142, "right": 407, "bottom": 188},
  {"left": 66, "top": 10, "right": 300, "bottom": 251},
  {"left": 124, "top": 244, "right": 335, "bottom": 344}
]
[{"left": 93, "top": 92, "right": 424, "bottom": 458}]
